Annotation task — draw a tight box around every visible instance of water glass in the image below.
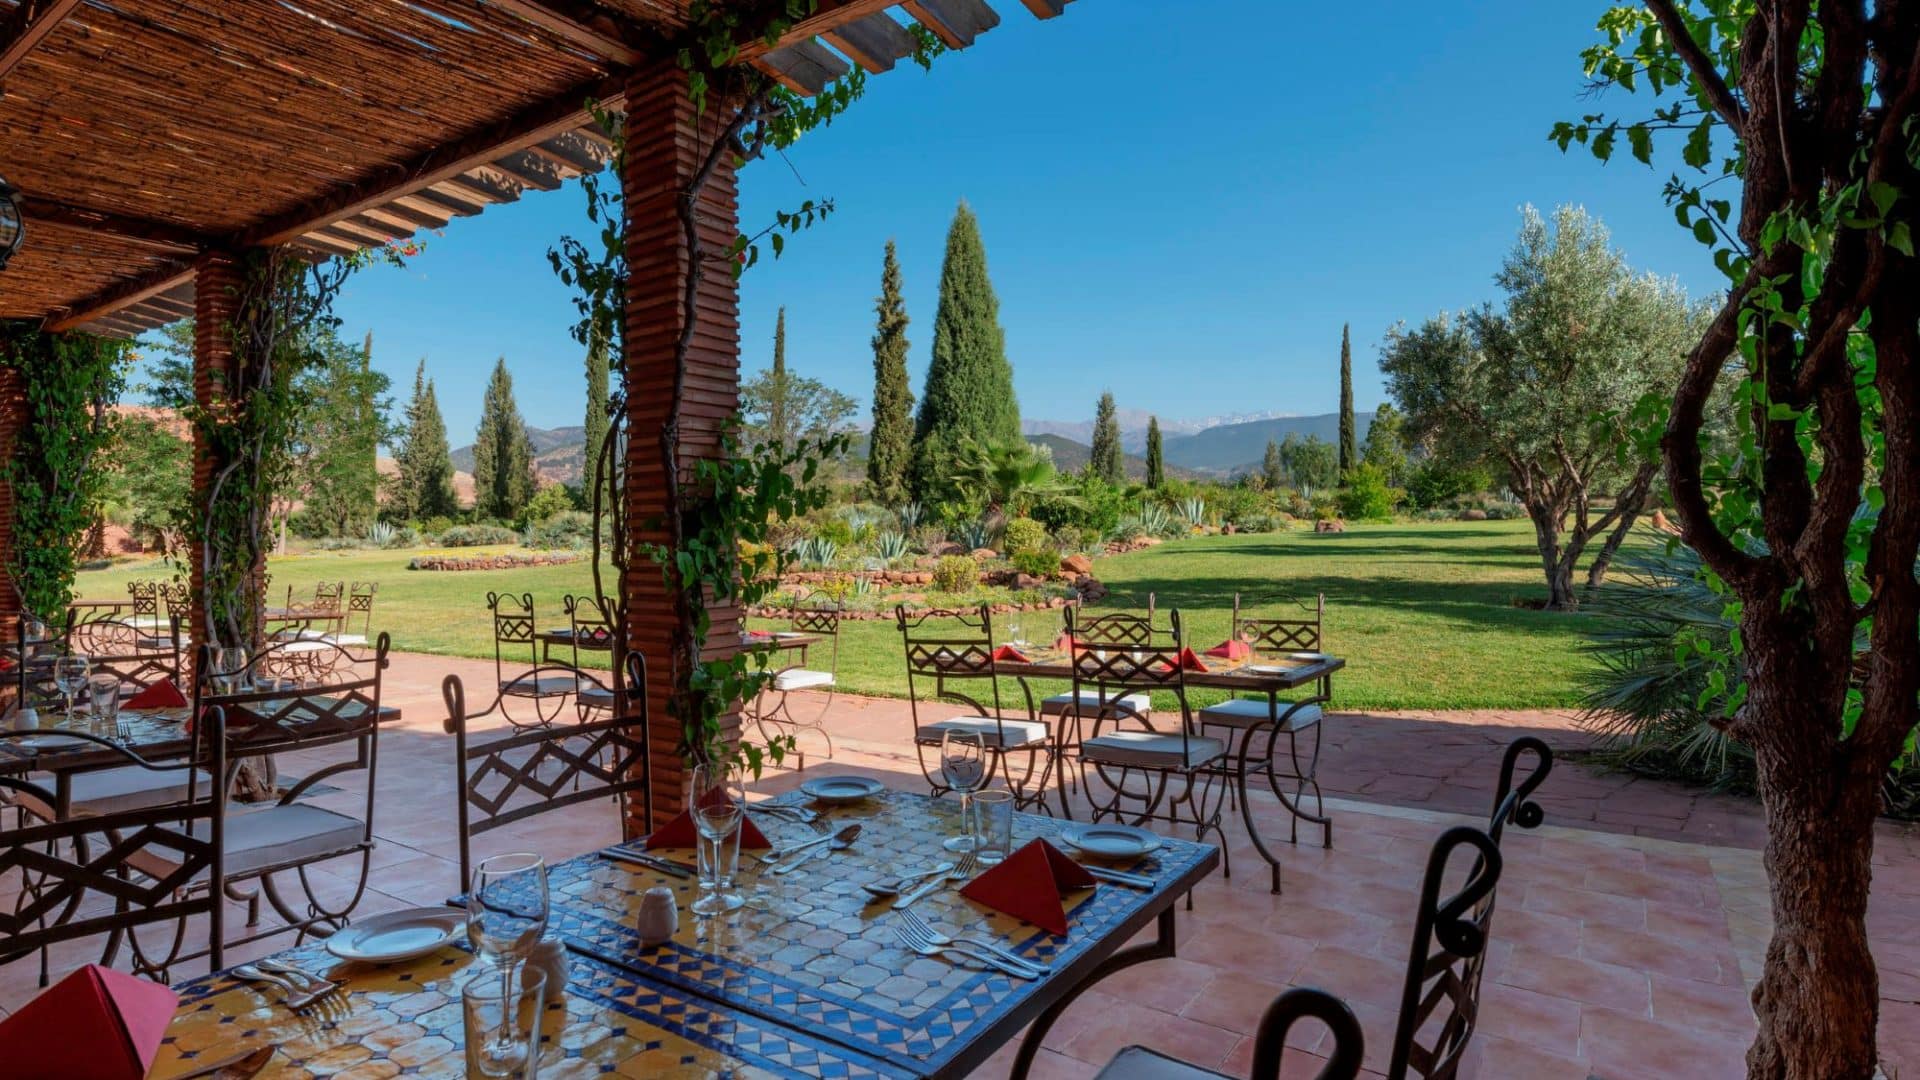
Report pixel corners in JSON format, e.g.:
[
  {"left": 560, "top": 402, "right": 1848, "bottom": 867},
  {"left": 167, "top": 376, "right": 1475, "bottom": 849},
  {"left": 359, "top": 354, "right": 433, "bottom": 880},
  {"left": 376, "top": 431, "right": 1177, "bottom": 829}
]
[
  {"left": 1237, "top": 623, "right": 1261, "bottom": 667},
  {"left": 973, "top": 789, "right": 1014, "bottom": 865},
  {"left": 462, "top": 965, "right": 547, "bottom": 1079},
  {"left": 940, "top": 729, "right": 987, "bottom": 853},
  {"left": 53, "top": 655, "right": 90, "bottom": 718},
  {"left": 1006, "top": 619, "right": 1023, "bottom": 647},
  {"left": 88, "top": 676, "right": 124, "bottom": 742},
  {"left": 688, "top": 762, "right": 745, "bottom": 916},
  {"left": 212, "top": 646, "right": 250, "bottom": 695},
  {"left": 468, "top": 853, "right": 549, "bottom": 1071}
]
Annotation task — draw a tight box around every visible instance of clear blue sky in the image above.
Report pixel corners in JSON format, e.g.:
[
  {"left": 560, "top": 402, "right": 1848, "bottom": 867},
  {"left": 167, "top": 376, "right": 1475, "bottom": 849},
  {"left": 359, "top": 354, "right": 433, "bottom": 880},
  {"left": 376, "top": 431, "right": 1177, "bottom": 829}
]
[{"left": 323, "top": 0, "right": 1720, "bottom": 443}]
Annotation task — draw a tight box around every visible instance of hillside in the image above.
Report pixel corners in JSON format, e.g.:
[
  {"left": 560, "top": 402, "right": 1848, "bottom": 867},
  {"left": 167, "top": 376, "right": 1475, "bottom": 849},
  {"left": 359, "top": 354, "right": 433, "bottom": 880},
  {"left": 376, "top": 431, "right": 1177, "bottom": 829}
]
[
  {"left": 1030, "top": 434, "right": 1196, "bottom": 482},
  {"left": 451, "top": 425, "right": 588, "bottom": 486},
  {"left": 1161, "top": 411, "right": 1374, "bottom": 474}
]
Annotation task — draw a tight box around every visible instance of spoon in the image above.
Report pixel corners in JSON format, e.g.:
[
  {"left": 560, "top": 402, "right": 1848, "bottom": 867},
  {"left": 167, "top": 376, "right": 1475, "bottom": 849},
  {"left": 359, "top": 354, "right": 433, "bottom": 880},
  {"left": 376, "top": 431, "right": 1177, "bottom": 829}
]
[
  {"left": 771, "top": 824, "right": 861, "bottom": 875},
  {"left": 862, "top": 861, "right": 956, "bottom": 899},
  {"left": 765, "top": 822, "right": 860, "bottom": 863}
]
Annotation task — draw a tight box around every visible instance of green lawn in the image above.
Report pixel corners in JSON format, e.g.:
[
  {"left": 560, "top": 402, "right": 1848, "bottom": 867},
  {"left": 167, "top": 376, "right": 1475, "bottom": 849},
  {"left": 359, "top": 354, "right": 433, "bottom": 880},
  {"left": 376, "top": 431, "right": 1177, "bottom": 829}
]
[{"left": 72, "top": 520, "right": 1599, "bottom": 711}]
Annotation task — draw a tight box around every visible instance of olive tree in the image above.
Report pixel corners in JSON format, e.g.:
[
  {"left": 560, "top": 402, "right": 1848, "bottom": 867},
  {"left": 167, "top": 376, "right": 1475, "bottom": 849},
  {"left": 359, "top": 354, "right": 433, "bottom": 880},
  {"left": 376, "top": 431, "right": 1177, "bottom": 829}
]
[
  {"left": 1557, "top": 3, "right": 1920, "bottom": 1075},
  {"left": 1381, "top": 205, "right": 1699, "bottom": 608}
]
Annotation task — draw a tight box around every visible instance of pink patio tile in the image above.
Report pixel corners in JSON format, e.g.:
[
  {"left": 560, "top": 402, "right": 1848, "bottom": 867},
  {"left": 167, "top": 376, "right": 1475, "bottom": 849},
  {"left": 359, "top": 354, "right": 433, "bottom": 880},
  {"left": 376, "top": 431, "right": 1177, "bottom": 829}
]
[
  {"left": 1649, "top": 972, "right": 1757, "bottom": 1038},
  {"left": 1579, "top": 1004, "right": 1750, "bottom": 1080},
  {"left": 1522, "top": 882, "right": 1648, "bottom": 931},
  {"left": 1580, "top": 924, "right": 1741, "bottom": 986},
  {"left": 1496, "top": 948, "right": 1652, "bottom": 1014},
  {"left": 1457, "top": 1034, "right": 1593, "bottom": 1079}
]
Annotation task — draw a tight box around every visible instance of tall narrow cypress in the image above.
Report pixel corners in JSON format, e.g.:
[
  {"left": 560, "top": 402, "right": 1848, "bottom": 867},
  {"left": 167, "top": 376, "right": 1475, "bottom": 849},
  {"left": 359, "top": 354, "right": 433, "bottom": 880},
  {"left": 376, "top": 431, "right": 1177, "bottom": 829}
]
[
  {"left": 398, "top": 359, "right": 458, "bottom": 518},
  {"left": 767, "top": 307, "right": 790, "bottom": 451},
  {"left": 1144, "top": 416, "right": 1164, "bottom": 489},
  {"left": 1338, "top": 323, "right": 1357, "bottom": 473},
  {"left": 867, "top": 241, "right": 914, "bottom": 504},
  {"left": 912, "top": 201, "right": 1020, "bottom": 499},
  {"left": 1089, "top": 391, "right": 1123, "bottom": 483},
  {"left": 1263, "top": 438, "right": 1285, "bottom": 489},
  {"left": 583, "top": 326, "right": 610, "bottom": 499},
  {"left": 472, "top": 357, "right": 536, "bottom": 521}
]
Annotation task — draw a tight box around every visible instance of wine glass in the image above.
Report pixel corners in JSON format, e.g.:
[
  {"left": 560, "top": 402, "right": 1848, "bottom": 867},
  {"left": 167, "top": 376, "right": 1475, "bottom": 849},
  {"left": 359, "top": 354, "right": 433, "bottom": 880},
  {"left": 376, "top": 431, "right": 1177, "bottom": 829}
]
[
  {"left": 1237, "top": 622, "right": 1262, "bottom": 668},
  {"left": 688, "top": 762, "right": 745, "bottom": 916},
  {"left": 1006, "top": 618, "right": 1023, "bottom": 648},
  {"left": 940, "top": 729, "right": 987, "bottom": 853},
  {"left": 212, "top": 646, "right": 250, "bottom": 695},
  {"left": 467, "top": 852, "right": 549, "bottom": 1074},
  {"left": 53, "top": 655, "right": 90, "bottom": 719}
]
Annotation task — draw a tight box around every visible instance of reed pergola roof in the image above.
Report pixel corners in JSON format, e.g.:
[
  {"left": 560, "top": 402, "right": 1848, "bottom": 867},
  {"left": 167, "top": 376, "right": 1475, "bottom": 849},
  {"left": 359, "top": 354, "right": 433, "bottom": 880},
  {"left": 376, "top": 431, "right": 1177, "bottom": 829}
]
[{"left": 0, "top": 0, "right": 1071, "bottom": 339}]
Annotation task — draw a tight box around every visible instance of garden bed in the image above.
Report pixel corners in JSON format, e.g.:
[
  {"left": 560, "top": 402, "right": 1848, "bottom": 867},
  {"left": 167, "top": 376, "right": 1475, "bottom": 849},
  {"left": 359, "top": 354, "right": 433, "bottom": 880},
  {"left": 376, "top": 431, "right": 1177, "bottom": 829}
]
[{"left": 408, "top": 552, "right": 579, "bottom": 571}]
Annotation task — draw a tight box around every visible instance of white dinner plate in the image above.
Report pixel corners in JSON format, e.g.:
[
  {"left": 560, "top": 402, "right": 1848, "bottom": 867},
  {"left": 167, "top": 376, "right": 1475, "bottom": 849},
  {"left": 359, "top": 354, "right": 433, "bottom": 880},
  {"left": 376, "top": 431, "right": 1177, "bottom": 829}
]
[
  {"left": 1288, "top": 651, "right": 1331, "bottom": 662},
  {"left": 13, "top": 733, "right": 87, "bottom": 749},
  {"left": 1242, "top": 664, "right": 1294, "bottom": 675},
  {"left": 800, "top": 775, "right": 886, "bottom": 805},
  {"left": 1058, "top": 823, "right": 1162, "bottom": 859},
  {"left": 325, "top": 908, "right": 464, "bottom": 964}
]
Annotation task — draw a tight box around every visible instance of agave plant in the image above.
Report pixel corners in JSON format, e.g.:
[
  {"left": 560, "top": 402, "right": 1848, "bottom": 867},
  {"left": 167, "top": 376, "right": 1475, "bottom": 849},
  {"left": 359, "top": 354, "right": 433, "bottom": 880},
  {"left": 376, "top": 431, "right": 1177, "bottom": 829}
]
[
  {"left": 849, "top": 574, "right": 875, "bottom": 596},
  {"left": 364, "top": 521, "right": 398, "bottom": 548},
  {"left": 790, "top": 536, "right": 838, "bottom": 568},
  {"left": 1178, "top": 496, "right": 1208, "bottom": 527},
  {"left": 1128, "top": 502, "right": 1174, "bottom": 538},
  {"left": 873, "top": 530, "right": 911, "bottom": 561},
  {"left": 954, "top": 519, "right": 993, "bottom": 551},
  {"left": 895, "top": 501, "right": 926, "bottom": 531}
]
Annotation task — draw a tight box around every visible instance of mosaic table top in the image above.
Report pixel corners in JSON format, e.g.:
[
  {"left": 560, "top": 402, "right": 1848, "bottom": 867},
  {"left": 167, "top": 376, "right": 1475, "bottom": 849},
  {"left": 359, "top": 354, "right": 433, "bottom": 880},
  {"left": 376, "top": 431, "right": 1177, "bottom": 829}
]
[
  {"left": 533, "top": 789, "right": 1218, "bottom": 1079},
  {"left": 154, "top": 938, "right": 910, "bottom": 1079},
  {"left": 0, "top": 699, "right": 397, "bottom": 776}
]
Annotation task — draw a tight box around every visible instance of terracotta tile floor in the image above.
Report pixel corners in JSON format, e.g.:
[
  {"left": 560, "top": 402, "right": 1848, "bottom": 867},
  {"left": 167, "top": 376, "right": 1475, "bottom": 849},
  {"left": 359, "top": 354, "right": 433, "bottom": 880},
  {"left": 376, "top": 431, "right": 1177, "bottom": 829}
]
[{"left": 3, "top": 650, "right": 1916, "bottom": 1078}]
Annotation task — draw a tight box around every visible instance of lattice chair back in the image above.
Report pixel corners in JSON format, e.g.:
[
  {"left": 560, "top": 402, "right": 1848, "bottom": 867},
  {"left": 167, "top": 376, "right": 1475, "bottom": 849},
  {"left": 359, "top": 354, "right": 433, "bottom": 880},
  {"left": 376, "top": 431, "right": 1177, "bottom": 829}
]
[
  {"left": 15, "top": 616, "right": 182, "bottom": 711},
  {"left": 487, "top": 591, "right": 540, "bottom": 685},
  {"left": 1229, "top": 592, "right": 1324, "bottom": 655},
  {"left": 314, "top": 580, "right": 345, "bottom": 607},
  {"left": 348, "top": 581, "right": 378, "bottom": 636},
  {"left": 792, "top": 605, "right": 842, "bottom": 672},
  {"left": 1385, "top": 825, "right": 1506, "bottom": 1080},
  {"left": 563, "top": 593, "right": 615, "bottom": 652},
  {"left": 127, "top": 580, "right": 159, "bottom": 617},
  {"left": 159, "top": 580, "right": 191, "bottom": 622},
  {"left": 0, "top": 710, "right": 228, "bottom": 977},
  {"left": 1064, "top": 607, "right": 1193, "bottom": 733},
  {"left": 444, "top": 652, "right": 652, "bottom": 884},
  {"left": 896, "top": 605, "right": 1005, "bottom": 726}
]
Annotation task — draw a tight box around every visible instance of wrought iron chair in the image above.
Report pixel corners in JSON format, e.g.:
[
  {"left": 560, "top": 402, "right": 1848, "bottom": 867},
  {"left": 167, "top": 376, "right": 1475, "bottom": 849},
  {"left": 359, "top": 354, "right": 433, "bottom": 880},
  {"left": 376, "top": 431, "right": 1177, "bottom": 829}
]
[
  {"left": 751, "top": 606, "right": 842, "bottom": 769},
  {"left": 1069, "top": 607, "right": 1229, "bottom": 860},
  {"left": 443, "top": 652, "right": 652, "bottom": 886},
  {"left": 487, "top": 591, "right": 587, "bottom": 727},
  {"left": 0, "top": 713, "right": 228, "bottom": 984},
  {"left": 338, "top": 581, "right": 378, "bottom": 646},
  {"left": 1039, "top": 609, "right": 1154, "bottom": 752},
  {"left": 1197, "top": 593, "right": 1332, "bottom": 846},
  {"left": 13, "top": 614, "right": 182, "bottom": 715},
  {"left": 896, "top": 605, "right": 1056, "bottom": 812},
  {"left": 125, "top": 580, "right": 161, "bottom": 627},
  {"left": 145, "top": 635, "right": 392, "bottom": 956},
  {"left": 1092, "top": 737, "right": 1553, "bottom": 1080}
]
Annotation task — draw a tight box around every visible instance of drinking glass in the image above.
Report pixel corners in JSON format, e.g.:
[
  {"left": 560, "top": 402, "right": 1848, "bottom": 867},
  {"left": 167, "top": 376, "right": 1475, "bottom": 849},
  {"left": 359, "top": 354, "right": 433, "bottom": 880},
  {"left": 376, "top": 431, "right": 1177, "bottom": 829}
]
[
  {"left": 1006, "top": 619, "right": 1023, "bottom": 648},
  {"left": 462, "top": 965, "right": 546, "bottom": 1079},
  {"left": 688, "top": 762, "right": 745, "bottom": 916},
  {"left": 467, "top": 853, "right": 549, "bottom": 1073},
  {"left": 53, "top": 655, "right": 90, "bottom": 718},
  {"left": 940, "top": 729, "right": 987, "bottom": 853},
  {"left": 973, "top": 788, "right": 1014, "bottom": 865},
  {"left": 88, "top": 676, "right": 123, "bottom": 742},
  {"left": 212, "top": 646, "right": 250, "bottom": 695},
  {"left": 1237, "top": 622, "right": 1262, "bottom": 668}
]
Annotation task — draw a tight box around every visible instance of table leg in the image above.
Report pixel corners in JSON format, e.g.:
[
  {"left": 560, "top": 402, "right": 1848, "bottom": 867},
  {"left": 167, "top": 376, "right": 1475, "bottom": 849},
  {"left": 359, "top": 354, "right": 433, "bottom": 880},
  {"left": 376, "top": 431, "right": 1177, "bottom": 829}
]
[{"left": 1010, "top": 906, "right": 1179, "bottom": 1080}]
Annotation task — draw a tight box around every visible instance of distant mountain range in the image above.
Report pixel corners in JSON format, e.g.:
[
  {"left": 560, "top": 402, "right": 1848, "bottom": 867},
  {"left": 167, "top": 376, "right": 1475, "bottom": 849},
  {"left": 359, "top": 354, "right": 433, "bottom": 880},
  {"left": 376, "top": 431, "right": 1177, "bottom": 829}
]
[
  {"left": 451, "top": 425, "right": 588, "bottom": 486},
  {"left": 1024, "top": 409, "right": 1295, "bottom": 453},
  {"left": 1028, "top": 434, "right": 1200, "bottom": 483},
  {"left": 1161, "top": 411, "right": 1374, "bottom": 474}
]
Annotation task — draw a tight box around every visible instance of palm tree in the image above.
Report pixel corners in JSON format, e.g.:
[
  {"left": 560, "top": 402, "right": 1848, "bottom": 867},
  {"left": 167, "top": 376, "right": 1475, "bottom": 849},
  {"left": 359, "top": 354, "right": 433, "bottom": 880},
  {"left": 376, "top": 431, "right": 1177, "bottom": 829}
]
[{"left": 948, "top": 438, "right": 1073, "bottom": 521}]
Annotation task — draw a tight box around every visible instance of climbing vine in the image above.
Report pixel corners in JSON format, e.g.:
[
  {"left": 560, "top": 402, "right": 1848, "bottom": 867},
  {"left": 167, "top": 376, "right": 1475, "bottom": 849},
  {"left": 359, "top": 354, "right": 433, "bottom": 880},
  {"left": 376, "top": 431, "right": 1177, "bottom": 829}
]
[
  {"left": 0, "top": 324, "right": 129, "bottom": 624},
  {"left": 548, "top": 1, "right": 941, "bottom": 770}
]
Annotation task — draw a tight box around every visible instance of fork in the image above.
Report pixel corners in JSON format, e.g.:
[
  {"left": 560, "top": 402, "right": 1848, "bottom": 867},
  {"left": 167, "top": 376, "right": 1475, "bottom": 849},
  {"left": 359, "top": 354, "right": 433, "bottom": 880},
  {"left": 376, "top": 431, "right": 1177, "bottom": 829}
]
[
  {"left": 898, "top": 908, "right": 1050, "bottom": 975},
  {"left": 894, "top": 852, "right": 977, "bottom": 909},
  {"left": 894, "top": 921, "right": 1038, "bottom": 981},
  {"left": 257, "top": 958, "right": 343, "bottom": 1003},
  {"left": 230, "top": 964, "right": 332, "bottom": 1011}
]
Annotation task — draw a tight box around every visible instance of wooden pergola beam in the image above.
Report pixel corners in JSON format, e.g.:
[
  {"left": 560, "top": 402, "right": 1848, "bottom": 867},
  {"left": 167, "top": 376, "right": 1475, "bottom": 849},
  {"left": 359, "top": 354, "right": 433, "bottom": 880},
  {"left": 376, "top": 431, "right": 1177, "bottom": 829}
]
[
  {"left": 21, "top": 197, "right": 206, "bottom": 253},
  {"left": 736, "top": 0, "right": 901, "bottom": 61},
  {"left": 484, "top": 0, "right": 642, "bottom": 64},
  {"left": 0, "top": 0, "right": 82, "bottom": 81},
  {"left": 46, "top": 263, "right": 195, "bottom": 332}
]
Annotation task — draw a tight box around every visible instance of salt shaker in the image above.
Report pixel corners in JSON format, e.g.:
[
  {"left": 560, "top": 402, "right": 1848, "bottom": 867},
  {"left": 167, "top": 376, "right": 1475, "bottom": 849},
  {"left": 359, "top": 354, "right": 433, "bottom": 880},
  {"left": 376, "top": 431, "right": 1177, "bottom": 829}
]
[
  {"left": 9, "top": 705, "right": 38, "bottom": 732},
  {"left": 636, "top": 886, "right": 678, "bottom": 947},
  {"left": 525, "top": 935, "right": 569, "bottom": 996}
]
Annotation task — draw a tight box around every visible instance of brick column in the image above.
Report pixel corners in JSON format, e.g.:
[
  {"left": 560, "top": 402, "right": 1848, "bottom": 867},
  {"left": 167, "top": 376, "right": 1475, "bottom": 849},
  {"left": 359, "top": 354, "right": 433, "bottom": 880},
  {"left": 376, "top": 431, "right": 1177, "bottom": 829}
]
[
  {"left": 620, "top": 62, "right": 745, "bottom": 829},
  {"left": 0, "top": 362, "right": 23, "bottom": 652},
  {"left": 188, "top": 250, "right": 263, "bottom": 665}
]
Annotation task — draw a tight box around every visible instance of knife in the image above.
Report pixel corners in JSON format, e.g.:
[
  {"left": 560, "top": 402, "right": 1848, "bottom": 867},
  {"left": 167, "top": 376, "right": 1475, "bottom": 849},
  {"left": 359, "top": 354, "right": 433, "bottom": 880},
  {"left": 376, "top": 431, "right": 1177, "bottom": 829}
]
[
  {"left": 1086, "top": 867, "right": 1155, "bottom": 889},
  {"left": 599, "top": 846, "right": 695, "bottom": 879}
]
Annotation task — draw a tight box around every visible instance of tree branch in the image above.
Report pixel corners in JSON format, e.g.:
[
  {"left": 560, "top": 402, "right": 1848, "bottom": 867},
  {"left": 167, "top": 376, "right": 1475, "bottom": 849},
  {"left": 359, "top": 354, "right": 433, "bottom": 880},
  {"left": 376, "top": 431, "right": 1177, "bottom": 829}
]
[
  {"left": 1647, "top": 0, "right": 1747, "bottom": 128},
  {"left": 1662, "top": 281, "right": 1758, "bottom": 583}
]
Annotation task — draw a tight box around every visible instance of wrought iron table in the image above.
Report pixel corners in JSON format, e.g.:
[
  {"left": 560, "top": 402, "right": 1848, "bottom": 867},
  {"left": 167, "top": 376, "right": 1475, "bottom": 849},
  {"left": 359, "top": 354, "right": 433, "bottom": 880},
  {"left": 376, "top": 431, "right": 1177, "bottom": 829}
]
[
  {"left": 534, "top": 787, "right": 1219, "bottom": 1079},
  {"left": 993, "top": 647, "right": 1344, "bottom": 893}
]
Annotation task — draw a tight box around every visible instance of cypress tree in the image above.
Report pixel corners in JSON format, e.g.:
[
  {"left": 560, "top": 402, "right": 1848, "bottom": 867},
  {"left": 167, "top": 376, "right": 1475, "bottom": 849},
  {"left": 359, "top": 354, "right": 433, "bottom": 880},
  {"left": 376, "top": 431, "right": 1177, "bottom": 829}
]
[
  {"left": 1144, "top": 416, "right": 1165, "bottom": 489},
  {"left": 398, "top": 359, "right": 458, "bottom": 519},
  {"left": 583, "top": 326, "right": 610, "bottom": 500},
  {"left": 1089, "top": 391, "right": 1123, "bottom": 483},
  {"left": 472, "top": 357, "right": 536, "bottom": 521},
  {"left": 867, "top": 240, "right": 914, "bottom": 505},
  {"left": 766, "top": 307, "right": 790, "bottom": 451},
  {"left": 911, "top": 201, "right": 1020, "bottom": 499},
  {"left": 1262, "top": 438, "right": 1286, "bottom": 489},
  {"left": 1338, "top": 323, "right": 1357, "bottom": 473}
]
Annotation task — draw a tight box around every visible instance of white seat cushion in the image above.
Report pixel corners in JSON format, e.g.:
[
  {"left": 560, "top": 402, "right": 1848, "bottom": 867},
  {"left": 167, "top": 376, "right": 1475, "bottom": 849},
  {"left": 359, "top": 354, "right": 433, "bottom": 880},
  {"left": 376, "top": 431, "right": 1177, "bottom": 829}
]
[
  {"left": 1096, "top": 1046, "right": 1230, "bottom": 1080},
  {"left": 772, "top": 669, "right": 834, "bottom": 692},
  {"left": 15, "top": 765, "right": 210, "bottom": 821},
  {"left": 1040, "top": 690, "right": 1151, "bottom": 717},
  {"left": 577, "top": 687, "right": 616, "bottom": 710},
  {"left": 128, "top": 803, "right": 365, "bottom": 880},
  {"left": 915, "top": 716, "right": 1050, "bottom": 749},
  {"left": 1197, "top": 698, "right": 1323, "bottom": 731},
  {"left": 330, "top": 633, "right": 369, "bottom": 647},
  {"left": 1082, "top": 730, "right": 1226, "bottom": 770}
]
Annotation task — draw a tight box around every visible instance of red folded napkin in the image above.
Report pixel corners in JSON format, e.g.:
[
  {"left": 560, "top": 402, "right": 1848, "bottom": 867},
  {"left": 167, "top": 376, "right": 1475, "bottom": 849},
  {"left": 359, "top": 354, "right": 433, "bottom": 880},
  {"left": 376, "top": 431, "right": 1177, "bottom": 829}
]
[
  {"left": 1205, "top": 640, "right": 1252, "bottom": 660},
  {"left": 0, "top": 964, "right": 178, "bottom": 1079},
  {"left": 1178, "top": 647, "right": 1210, "bottom": 672},
  {"left": 123, "top": 680, "right": 186, "bottom": 710},
  {"left": 1051, "top": 633, "right": 1077, "bottom": 653},
  {"left": 990, "top": 644, "right": 1031, "bottom": 663},
  {"left": 959, "top": 838, "right": 1096, "bottom": 935},
  {"left": 645, "top": 788, "right": 771, "bottom": 850}
]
